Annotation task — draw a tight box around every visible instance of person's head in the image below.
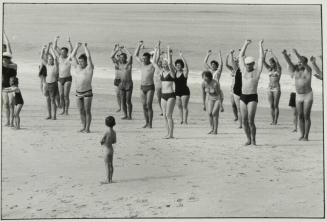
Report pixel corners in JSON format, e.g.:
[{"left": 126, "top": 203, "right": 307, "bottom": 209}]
[
  {"left": 2, "top": 52, "right": 12, "bottom": 65},
  {"left": 10, "top": 76, "right": 18, "bottom": 86},
  {"left": 162, "top": 58, "right": 169, "bottom": 70},
  {"left": 119, "top": 53, "right": 127, "bottom": 63},
  {"left": 297, "top": 56, "right": 308, "bottom": 69},
  {"left": 210, "top": 60, "right": 219, "bottom": 70},
  {"left": 244, "top": 56, "right": 255, "bottom": 72},
  {"left": 157, "top": 58, "right": 163, "bottom": 68},
  {"left": 174, "top": 59, "right": 184, "bottom": 71},
  {"left": 105, "top": 116, "right": 116, "bottom": 128},
  {"left": 2, "top": 44, "right": 7, "bottom": 53},
  {"left": 60, "top": 47, "right": 69, "bottom": 58},
  {"left": 268, "top": 57, "right": 277, "bottom": 70},
  {"left": 233, "top": 57, "right": 239, "bottom": 66},
  {"left": 78, "top": 54, "right": 88, "bottom": 68},
  {"left": 47, "top": 54, "right": 54, "bottom": 65},
  {"left": 202, "top": 70, "right": 213, "bottom": 83},
  {"left": 142, "top": 52, "right": 151, "bottom": 64}
]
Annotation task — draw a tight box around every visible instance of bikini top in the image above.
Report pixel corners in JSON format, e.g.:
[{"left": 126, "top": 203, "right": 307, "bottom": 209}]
[
  {"left": 160, "top": 70, "right": 174, "bottom": 82},
  {"left": 269, "top": 70, "right": 280, "bottom": 78}
]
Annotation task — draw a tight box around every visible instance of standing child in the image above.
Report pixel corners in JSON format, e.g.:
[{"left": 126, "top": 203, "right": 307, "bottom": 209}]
[
  {"left": 100, "top": 116, "right": 117, "bottom": 183},
  {"left": 3, "top": 77, "right": 24, "bottom": 129}
]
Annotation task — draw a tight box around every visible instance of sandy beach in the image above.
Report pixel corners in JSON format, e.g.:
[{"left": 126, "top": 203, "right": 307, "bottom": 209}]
[{"left": 1, "top": 70, "right": 324, "bottom": 219}]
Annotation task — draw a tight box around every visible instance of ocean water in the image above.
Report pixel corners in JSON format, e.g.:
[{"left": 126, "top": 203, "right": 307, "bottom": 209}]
[{"left": 3, "top": 3, "right": 323, "bottom": 109}]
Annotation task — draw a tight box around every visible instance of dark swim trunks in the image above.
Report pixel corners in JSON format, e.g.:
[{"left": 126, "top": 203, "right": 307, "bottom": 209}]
[
  {"left": 76, "top": 89, "right": 93, "bottom": 99},
  {"left": 114, "top": 78, "right": 121, "bottom": 87},
  {"left": 47, "top": 82, "right": 58, "bottom": 98},
  {"left": 289, "top": 92, "right": 296, "bottom": 107},
  {"left": 58, "top": 76, "right": 72, "bottom": 85},
  {"left": 240, "top": 93, "right": 258, "bottom": 105},
  {"left": 119, "top": 80, "right": 133, "bottom": 91},
  {"left": 141, "top": 84, "right": 155, "bottom": 94},
  {"left": 15, "top": 92, "right": 24, "bottom": 105}
]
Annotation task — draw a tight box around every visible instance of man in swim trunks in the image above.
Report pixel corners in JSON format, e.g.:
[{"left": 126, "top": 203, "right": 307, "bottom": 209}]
[
  {"left": 71, "top": 42, "right": 94, "bottom": 133},
  {"left": 54, "top": 36, "right": 73, "bottom": 115},
  {"left": 238, "top": 39, "right": 264, "bottom": 145},
  {"left": 41, "top": 42, "right": 59, "bottom": 120},
  {"left": 113, "top": 45, "right": 133, "bottom": 119},
  {"left": 110, "top": 44, "right": 122, "bottom": 112},
  {"left": 282, "top": 49, "right": 313, "bottom": 141},
  {"left": 134, "top": 41, "right": 156, "bottom": 128}
]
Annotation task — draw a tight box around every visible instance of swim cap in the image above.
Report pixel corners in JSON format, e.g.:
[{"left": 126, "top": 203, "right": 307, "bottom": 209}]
[{"left": 245, "top": 56, "right": 255, "bottom": 64}]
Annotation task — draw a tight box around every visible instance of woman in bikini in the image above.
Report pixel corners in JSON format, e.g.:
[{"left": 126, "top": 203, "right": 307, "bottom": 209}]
[
  {"left": 153, "top": 45, "right": 176, "bottom": 139},
  {"left": 264, "top": 49, "right": 282, "bottom": 125}
]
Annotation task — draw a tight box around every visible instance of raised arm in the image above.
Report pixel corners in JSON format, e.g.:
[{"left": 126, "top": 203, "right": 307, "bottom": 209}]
[
  {"left": 225, "top": 52, "right": 233, "bottom": 72},
  {"left": 282, "top": 49, "right": 295, "bottom": 73},
  {"left": 67, "top": 36, "right": 73, "bottom": 54},
  {"left": 179, "top": 51, "right": 189, "bottom": 77},
  {"left": 3, "top": 31, "right": 12, "bottom": 54},
  {"left": 270, "top": 50, "right": 281, "bottom": 73},
  {"left": 239, "top": 39, "right": 251, "bottom": 71},
  {"left": 201, "top": 81, "right": 206, "bottom": 111},
  {"left": 84, "top": 43, "right": 94, "bottom": 69},
  {"left": 53, "top": 36, "right": 61, "bottom": 55},
  {"left": 292, "top": 49, "right": 311, "bottom": 72},
  {"left": 230, "top": 50, "right": 238, "bottom": 72},
  {"left": 257, "top": 39, "right": 264, "bottom": 75},
  {"left": 310, "top": 56, "right": 323, "bottom": 80},
  {"left": 134, "top": 41, "right": 143, "bottom": 63},
  {"left": 40, "top": 45, "right": 47, "bottom": 64},
  {"left": 203, "top": 50, "right": 212, "bottom": 70},
  {"left": 69, "top": 42, "right": 81, "bottom": 65},
  {"left": 263, "top": 49, "right": 271, "bottom": 70},
  {"left": 110, "top": 44, "right": 120, "bottom": 64},
  {"left": 167, "top": 46, "right": 176, "bottom": 76},
  {"left": 121, "top": 45, "right": 133, "bottom": 65},
  {"left": 216, "top": 50, "right": 223, "bottom": 79}
]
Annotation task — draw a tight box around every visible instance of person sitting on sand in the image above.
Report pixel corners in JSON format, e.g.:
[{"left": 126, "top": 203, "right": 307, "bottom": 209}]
[
  {"left": 204, "top": 49, "right": 224, "bottom": 112},
  {"left": 3, "top": 77, "right": 24, "bottom": 129},
  {"left": 282, "top": 49, "right": 313, "bottom": 141},
  {"left": 263, "top": 49, "right": 282, "bottom": 125},
  {"left": 110, "top": 44, "right": 122, "bottom": 112},
  {"left": 202, "top": 70, "right": 222, "bottom": 135},
  {"left": 310, "top": 56, "right": 323, "bottom": 80},
  {"left": 2, "top": 31, "right": 17, "bottom": 127},
  {"left": 226, "top": 49, "right": 242, "bottom": 128},
  {"left": 238, "top": 39, "right": 264, "bottom": 145},
  {"left": 134, "top": 40, "right": 156, "bottom": 128},
  {"left": 100, "top": 116, "right": 117, "bottom": 184},
  {"left": 71, "top": 42, "right": 94, "bottom": 133},
  {"left": 153, "top": 45, "right": 176, "bottom": 139},
  {"left": 112, "top": 45, "right": 133, "bottom": 120},
  {"left": 41, "top": 42, "right": 59, "bottom": 120},
  {"left": 53, "top": 36, "right": 73, "bottom": 115}
]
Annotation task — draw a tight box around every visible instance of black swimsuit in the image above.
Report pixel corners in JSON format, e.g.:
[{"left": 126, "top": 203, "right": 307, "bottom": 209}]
[
  {"left": 2, "top": 66, "right": 17, "bottom": 88},
  {"left": 160, "top": 71, "right": 176, "bottom": 101},
  {"left": 15, "top": 91, "right": 24, "bottom": 105},
  {"left": 233, "top": 68, "right": 242, "bottom": 96},
  {"left": 175, "top": 73, "right": 190, "bottom": 97}
]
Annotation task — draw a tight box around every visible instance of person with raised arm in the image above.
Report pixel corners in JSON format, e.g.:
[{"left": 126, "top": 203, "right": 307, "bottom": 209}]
[
  {"left": 153, "top": 41, "right": 163, "bottom": 116},
  {"left": 174, "top": 51, "right": 190, "bottom": 125},
  {"left": 153, "top": 45, "right": 176, "bottom": 139},
  {"left": 238, "top": 39, "right": 264, "bottom": 145},
  {"left": 71, "top": 42, "right": 94, "bottom": 133},
  {"left": 134, "top": 41, "right": 156, "bottom": 128},
  {"left": 263, "top": 49, "right": 282, "bottom": 125},
  {"left": 310, "top": 56, "right": 323, "bottom": 80},
  {"left": 282, "top": 49, "right": 313, "bottom": 141},
  {"left": 204, "top": 49, "right": 224, "bottom": 112},
  {"left": 110, "top": 43, "right": 122, "bottom": 112},
  {"left": 53, "top": 36, "right": 73, "bottom": 115},
  {"left": 41, "top": 42, "right": 59, "bottom": 120}
]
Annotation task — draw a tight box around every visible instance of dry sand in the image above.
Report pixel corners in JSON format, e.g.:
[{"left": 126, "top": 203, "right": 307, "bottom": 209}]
[{"left": 1, "top": 74, "right": 324, "bottom": 219}]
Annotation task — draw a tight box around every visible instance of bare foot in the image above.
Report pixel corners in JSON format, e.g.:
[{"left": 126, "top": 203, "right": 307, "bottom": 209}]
[
  {"left": 84, "top": 129, "right": 91, "bottom": 133},
  {"left": 180, "top": 121, "right": 183, "bottom": 125},
  {"left": 270, "top": 122, "right": 274, "bottom": 125},
  {"left": 127, "top": 116, "right": 132, "bottom": 120},
  {"left": 79, "top": 129, "right": 85, "bottom": 133},
  {"left": 252, "top": 140, "right": 257, "bottom": 145},
  {"left": 160, "top": 113, "right": 163, "bottom": 116},
  {"left": 299, "top": 136, "right": 304, "bottom": 141},
  {"left": 10, "top": 123, "right": 15, "bottom": 127},
  {"left": 244, "top": 140, "right": 251, "bottom": 146},
  {"left": 52, "top": 117, "right": 57, "bottom": 120},
  {"left": 234, "top": 117, "right": 238, "bottom": 121},
  {"left": 45, "top": 116, "right": 51, "bottom": 120},
  {"left": 148, "top": 124, "right": 152, "bottom": 129},
  {"left": 302, "top": 137, "right": 308, "bottom": 141},
  {"left": 292, "top": 129, "right": 297, "bottom": 132},
  {"left": 4, "top": 123, "right": 10, "bottom": 127},
  {"left": 212, "top": 131, "right": 218, "bottom": 135},
  {"left": 121, "top": 116, "right": 128, "bottom": 120},
  {"left": 221, "top": 107, "right": 224, "bottom": 112},
  {"left": 184, "top": 121, "right": 188, "bottom": 125},
  {"left": 238, "top": 126, "right": 242, "bottom": 129},
  {"left": 65, "top": 111, "right": 69, "bottom": 115},
  {"left": 100, "top": 181, "right": 109, "bottom": 185},
  {"left": 59, "top": 111, "right": 65, "bottom": 115},
  {"left": 208, "top": 130, "right": 213, "bottom": 134},
  {"left": 116, "top": 108, "right": 121, "bottom": 113},
  {"left": 142, "top": 123, "right": 148, "bottom": 128}
]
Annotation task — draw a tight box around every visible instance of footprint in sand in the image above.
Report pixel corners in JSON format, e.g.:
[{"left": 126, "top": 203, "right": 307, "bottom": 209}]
[
  {"left": 76, "top": 204, "right": 87, "bottom": 209},
  {"left": 10, "top": 205, "right": 18, "bottom": 209}
]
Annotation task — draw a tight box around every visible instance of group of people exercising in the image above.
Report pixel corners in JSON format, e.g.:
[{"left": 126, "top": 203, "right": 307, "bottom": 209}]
[{"left": 2, "top": 33, "right": 323, "bottom": 145}]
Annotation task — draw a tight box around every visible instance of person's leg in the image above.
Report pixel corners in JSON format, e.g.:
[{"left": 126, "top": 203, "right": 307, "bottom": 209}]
[
  {"left": 14, "top": 104, "right": 23, "bottom": 129},
  {"left": 212, "top": 100, "right": 221, "bottom": 134},
  {"left": 220, "top": 90, "right": 224, "bottom": 112},
  {"left": 45, "top": 95, "right": 51, "bottom": 119},
  {"left": 176, "top": 96, "right": 183, "bottom": 124},
  {"left": 296, "top": 101, "right": 305, "bottom": 140},
  {"left": 84, "top": 96, "right": 93, "bottom": 133},
  {"left": 104, "top": 153, "right": 110, "bottom": 183},
  {"left": 121, "top": 90, "right": 127, "bottom": 119},
  {"left": 292, "top": 107, "right": 298, "bottom": 132},
  {"left": 231, "top": 94, "right": 238, "bottom": 121},
  {"left": 2, "top": 92, "right": 10, "bottom": 126},
  {"left": 182, "top": 95, "right": 190, "bottom": 124},
  {"left": 56, "top": 89, "right": 61, "bottom": 109},
  {"left": 63, "top": 81, "right": 72, "bottom": 115},
  {"left": 303, "top": 98, "right": 313, "bottom": 141},
  {"left": 234, "top": 94, "right": 242, "bottom": 128},
  {"left": 58, "top": 82, "right": 65, "bottom": 114},
  {"left": 156, "top": 88, "right": 163, "bottom": 115},
  {"left": 49, "top": 92, "right": 57, "bottom": 120},
  {"left": 166, "top": 97, "right": 176, "bottom": 138},
  {"left": 140, "top": 90, "right": 149, "bottom": 127},
  {"left": 115, "top": 86, "right": 121, "bottom": 112},
  {"left": 77, "top": 97, "right": 86, "bottom": 132},
  {"left": 146, "top": 89, "right": 155, "bottom": 128},
  {"left": 8, "top": 93, "right": 15, "bottom": 127},
  {"left": 248, "top": 101, "right": 258, "bottom": 145},
  {"left": 126, "top": 89, "right": 133, "bottom": 120},
  {"left": 109, "top": 153, "right": 113, "bottom": 183},
  {"left": 161, "top": 98, "right": 169, "bottom": 137},
  {"left": 240, "top": 100, "right": 251, "bottom": 145},
  {"left": 273, "top": 90, "right": 281, "bottom": 124},
  {"left": 207, "top": 100, "right": 214, "bottom": 134},
  {"left": 268, "top": 91, "right": 274, "bottom": 124}
]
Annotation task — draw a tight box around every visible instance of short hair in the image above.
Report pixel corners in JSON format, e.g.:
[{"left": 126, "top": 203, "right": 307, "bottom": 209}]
[
  {"left": 78, "top": 54, "right": 87, "bottom": 61},
  {"left": 120, "top": 53, "right": 127, "bottom": 60},
  {"left": 61, "top": 47, "right": 69, "bottom": 53},
  {"left": 105, "top": 116, "right": 116, "bottom": 128},
  {"left": 143, "top": 52, "right": 151, "bottom": 59},
  {"left": 202, "top": 70, "right": 213, "bottom": 80},
  {"left": 301, "top": 56, "right": 308, "bottom": 64},
  {"left": 210, "top": 60, "right": 219, "bottom": 67},
  {"left": 174, "top": 59, "right": 184, "bottom": 68},
  {"left": 11, "top": 76, "right": 19, "bottom": 86},
  {"left": 269, "top": 57, "right": 276, "bottom": 64}
]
